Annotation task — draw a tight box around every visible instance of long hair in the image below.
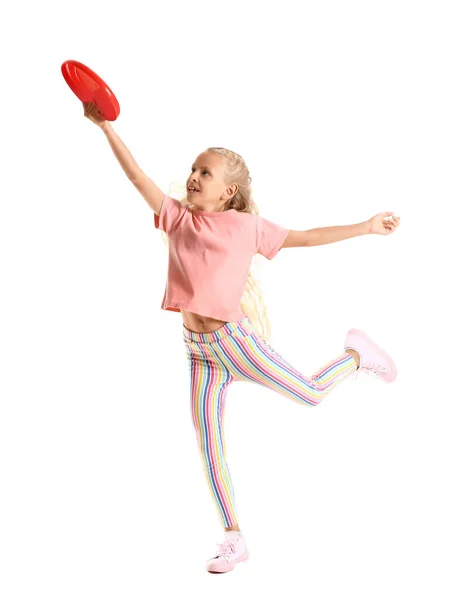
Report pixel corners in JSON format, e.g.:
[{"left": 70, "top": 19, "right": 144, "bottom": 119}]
[{"left": 159, "top": 147, "right": 274, "bottom": 343}]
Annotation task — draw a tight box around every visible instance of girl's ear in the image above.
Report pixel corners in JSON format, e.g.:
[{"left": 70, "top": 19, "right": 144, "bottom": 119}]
[{"left": 228, "top": 183, "right": 238, "bottom": 198}]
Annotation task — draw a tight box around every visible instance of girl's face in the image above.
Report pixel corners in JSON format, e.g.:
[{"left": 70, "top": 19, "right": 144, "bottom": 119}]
[{"left": 187, "top": 152, "right": 237, "bottom": 206}]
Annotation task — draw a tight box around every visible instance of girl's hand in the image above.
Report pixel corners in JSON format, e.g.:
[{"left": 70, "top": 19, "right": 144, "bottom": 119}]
[
  {"left": 368, "top": 212, "right": 401, "bottom": 235},
  {"left": 83, "top": 101, "right": 107, "bottom": 128}
]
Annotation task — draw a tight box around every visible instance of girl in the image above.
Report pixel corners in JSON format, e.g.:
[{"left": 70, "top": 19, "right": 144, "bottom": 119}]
[{"left": 83, "top": 102, "right": 401, "bottom": 574}]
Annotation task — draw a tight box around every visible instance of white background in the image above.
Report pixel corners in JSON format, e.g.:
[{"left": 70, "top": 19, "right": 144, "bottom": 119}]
[{"left": 1, "top": 0, "right": 457, "bottom": 597}]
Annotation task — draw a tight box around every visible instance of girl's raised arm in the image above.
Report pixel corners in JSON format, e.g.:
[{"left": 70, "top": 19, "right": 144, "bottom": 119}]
[{"left": 83, "top": 102, "right": 165, "bottom": 216}]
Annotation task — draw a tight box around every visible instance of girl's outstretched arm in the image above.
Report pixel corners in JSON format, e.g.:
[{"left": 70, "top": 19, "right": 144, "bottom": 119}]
[
  {"left": 100, "top": 121, "right": 164, "bottom": 216},
  {"left": 281, "top": 213, "right": 400, "bottom": 248},
  {"left": 83, "top": 103, "right": 165, "bottom": 216}
]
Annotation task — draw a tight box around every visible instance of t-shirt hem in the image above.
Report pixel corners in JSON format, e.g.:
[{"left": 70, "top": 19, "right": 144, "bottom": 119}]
[{"left": 161, "top": 300, "right": 245, "bottom": 322}]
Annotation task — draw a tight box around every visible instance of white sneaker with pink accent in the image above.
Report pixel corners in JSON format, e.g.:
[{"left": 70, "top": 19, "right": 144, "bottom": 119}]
[
  {"left": 345, "top": 328, "right": 397, "bottom": 383},
  {"left": 206, "top": 530, "right": 249, "bottom": 573}
]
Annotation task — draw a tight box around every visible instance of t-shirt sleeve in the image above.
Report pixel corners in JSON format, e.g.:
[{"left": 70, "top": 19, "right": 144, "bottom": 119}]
[
  {"left": 255, "top": 215, "right": 289, "bottom": 260},
  {"left": 154, "top": 194, "right": 186, "bottom": 234}
]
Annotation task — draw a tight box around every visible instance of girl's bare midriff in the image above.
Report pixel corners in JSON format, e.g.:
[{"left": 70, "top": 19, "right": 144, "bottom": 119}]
[{"left": 181, "top": 309, "right": 229, "bottom": 334}]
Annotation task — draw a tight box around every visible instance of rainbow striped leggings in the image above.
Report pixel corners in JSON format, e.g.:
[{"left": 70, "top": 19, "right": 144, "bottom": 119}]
[{"left": 182, "top": 317, "right": 358, "bottom": 529}]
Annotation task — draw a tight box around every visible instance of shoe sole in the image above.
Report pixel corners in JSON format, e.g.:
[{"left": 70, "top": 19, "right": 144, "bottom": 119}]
[
  {"left": 206, "top": 550, "right": 249, "bottom": 573},
  {"left": 347, "top": 328, "right": 397, "bottom": 383}
]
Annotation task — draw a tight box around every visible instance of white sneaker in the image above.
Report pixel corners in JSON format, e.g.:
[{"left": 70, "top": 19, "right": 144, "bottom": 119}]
[
  {"left": 345, "top": 328, "right": 397, "bottom": 383},
  {"left": 205, "top": 530, "right": 249, "bottom": 573}
]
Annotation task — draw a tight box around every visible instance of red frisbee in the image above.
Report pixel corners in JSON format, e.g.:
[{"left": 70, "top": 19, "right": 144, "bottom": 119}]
[{"left": 61, "top": 60, "right": 120, "bottom": 121}]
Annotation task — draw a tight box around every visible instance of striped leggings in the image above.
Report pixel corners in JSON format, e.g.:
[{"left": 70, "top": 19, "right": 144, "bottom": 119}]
[{"left": 182, "top": 317, "right": 358, "bottom": 529}]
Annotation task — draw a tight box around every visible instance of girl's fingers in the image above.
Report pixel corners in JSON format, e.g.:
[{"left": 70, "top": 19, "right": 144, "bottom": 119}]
[{"left": 378, "top": 215, "right": 400, "bottom": 234}]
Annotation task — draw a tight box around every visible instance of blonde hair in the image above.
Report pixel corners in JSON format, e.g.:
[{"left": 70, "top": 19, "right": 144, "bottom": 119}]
[{"left": 159, "top": 147, "right": 274, "bottom": 343}]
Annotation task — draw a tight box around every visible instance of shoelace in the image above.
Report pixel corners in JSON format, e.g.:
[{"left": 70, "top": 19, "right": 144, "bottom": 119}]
[
  {"left": 352, "top": 361, "right": 390, "bottom": 381},
  {"left": 214, "top": 540, "right": 237, "bottom": 560}
]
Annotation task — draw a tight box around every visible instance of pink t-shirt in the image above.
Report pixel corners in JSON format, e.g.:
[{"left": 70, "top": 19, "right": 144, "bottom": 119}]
[{"left": 154, "top": 194, "right": 289, "bottom": 322}]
